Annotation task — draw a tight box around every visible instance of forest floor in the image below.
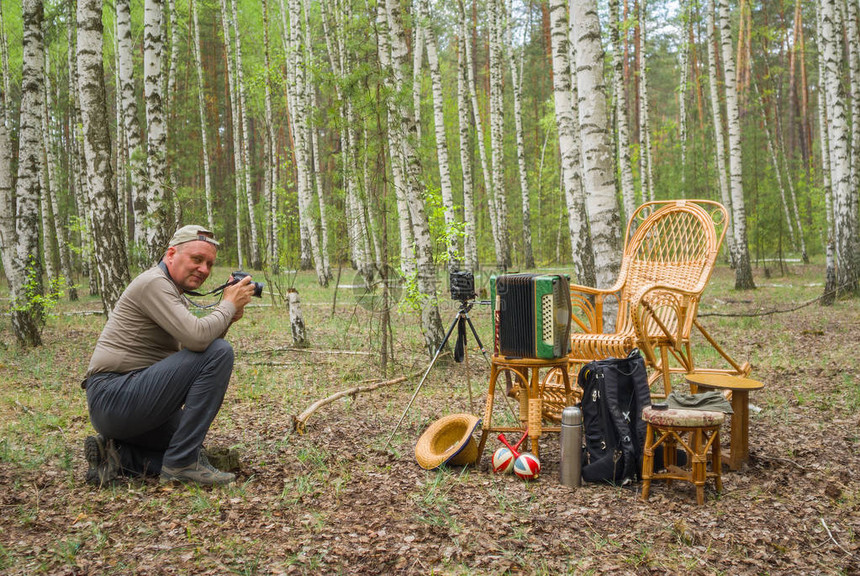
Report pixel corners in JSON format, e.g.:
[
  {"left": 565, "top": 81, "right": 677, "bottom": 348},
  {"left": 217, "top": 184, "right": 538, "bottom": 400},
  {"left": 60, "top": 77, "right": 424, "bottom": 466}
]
[{"left": 0, "top": 261, "right": 858, "bottom": 575}]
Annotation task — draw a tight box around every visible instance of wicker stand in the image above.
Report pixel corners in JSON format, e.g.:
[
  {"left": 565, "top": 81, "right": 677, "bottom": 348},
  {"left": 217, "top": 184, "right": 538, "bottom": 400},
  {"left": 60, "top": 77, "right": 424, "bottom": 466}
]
[{"left": 476, "top": 355, "right": 572, "bottom": 461}]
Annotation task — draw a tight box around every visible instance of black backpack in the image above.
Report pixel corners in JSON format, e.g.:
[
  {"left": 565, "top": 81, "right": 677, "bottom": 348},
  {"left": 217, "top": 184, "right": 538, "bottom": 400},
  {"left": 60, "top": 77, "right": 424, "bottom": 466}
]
[{"left": 578, "top": 350, "right": 651, "bottom": 485}]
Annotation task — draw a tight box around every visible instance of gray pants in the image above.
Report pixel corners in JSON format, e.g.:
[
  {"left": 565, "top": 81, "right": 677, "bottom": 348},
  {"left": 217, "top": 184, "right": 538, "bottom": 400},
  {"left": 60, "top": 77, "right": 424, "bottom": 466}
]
[{"left": 86, "top": 339, "right": 233, "bottom": 476}]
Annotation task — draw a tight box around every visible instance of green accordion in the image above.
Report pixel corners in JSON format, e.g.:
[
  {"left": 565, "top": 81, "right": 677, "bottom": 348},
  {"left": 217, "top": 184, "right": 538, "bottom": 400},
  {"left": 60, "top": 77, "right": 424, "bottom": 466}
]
[{"left": 490, "top": 274, "right": 572, "bottom": 359}]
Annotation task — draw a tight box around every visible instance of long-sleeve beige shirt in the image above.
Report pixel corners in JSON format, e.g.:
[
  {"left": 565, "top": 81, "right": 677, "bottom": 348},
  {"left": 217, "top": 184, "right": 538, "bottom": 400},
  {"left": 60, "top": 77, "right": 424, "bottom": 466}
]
[{"left": 85, "top": 266, "right": 236, "bottom": 379}]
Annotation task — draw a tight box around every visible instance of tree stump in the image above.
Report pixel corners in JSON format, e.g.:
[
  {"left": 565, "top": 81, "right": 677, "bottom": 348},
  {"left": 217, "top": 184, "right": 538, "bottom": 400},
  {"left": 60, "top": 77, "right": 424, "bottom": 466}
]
[{"left": 288, "top": 288, "right": 308, "bottom": 347}]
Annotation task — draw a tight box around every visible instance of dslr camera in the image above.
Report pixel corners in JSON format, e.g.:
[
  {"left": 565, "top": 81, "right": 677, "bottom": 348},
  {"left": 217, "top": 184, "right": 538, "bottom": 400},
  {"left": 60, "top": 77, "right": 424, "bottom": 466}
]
[
  {"left": 450, "top": 270, "right": 476, "bottom": 302},
  {"left": 230, "top": 271, "right": 264, "bottom": 298}
]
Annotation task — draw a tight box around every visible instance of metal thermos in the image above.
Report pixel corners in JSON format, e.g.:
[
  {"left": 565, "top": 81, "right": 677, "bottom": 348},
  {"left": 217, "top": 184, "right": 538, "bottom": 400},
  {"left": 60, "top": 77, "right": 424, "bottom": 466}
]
[{"left": 560, "top": 406, "right": 582, "bottom": 488}]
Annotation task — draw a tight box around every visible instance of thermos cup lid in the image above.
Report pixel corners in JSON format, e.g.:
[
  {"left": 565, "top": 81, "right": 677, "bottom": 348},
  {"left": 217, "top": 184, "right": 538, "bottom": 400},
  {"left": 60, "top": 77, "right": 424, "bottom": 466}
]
[{"left": 561, "top": 406, "right": 582, "bottom": 425}]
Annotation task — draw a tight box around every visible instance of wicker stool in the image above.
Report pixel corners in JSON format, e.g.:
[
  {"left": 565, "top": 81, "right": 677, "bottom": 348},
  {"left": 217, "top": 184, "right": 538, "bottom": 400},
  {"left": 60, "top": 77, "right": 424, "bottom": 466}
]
[{"left": 640, "top": 406, "right": 724, "bottom": 505}]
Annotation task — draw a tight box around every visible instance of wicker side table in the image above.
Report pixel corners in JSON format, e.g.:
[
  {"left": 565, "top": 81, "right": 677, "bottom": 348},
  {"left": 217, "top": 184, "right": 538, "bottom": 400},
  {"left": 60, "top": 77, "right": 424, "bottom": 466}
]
[{"left": 476, "top": 355, "right": 572, "bottom": 461}]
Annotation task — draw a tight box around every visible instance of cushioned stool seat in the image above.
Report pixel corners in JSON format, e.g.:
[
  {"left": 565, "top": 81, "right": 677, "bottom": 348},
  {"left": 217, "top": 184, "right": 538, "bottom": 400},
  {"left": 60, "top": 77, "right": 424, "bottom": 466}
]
[{"left": 640, "top": 406, "right": 724, "bottom": 505}]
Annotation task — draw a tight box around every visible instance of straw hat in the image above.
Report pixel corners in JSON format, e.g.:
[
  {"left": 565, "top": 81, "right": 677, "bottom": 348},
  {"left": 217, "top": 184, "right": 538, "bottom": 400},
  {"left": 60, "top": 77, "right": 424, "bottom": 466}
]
[{"left": 414, "top": 413, "right": 482, "bottom": 470}]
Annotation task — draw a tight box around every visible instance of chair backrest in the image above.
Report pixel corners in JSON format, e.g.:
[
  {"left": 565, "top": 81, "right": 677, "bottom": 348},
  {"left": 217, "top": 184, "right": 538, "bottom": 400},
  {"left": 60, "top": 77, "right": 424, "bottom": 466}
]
[{"left": 615, "top": 200, "right": 728, "bottom": 330}]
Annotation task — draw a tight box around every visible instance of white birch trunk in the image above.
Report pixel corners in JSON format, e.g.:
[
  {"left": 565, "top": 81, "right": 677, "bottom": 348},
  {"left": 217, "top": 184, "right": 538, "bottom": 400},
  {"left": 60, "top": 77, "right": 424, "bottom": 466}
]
[
  {"left": 420, "top": 0, "right": 459, "bottom": 270},
  {"left": 385, "top": 0, "right": 445, "bottom": 355},
  {"left": 116, "top": 0, "right": 147, "bottom": 248},
  {"left": 504, "top": 0, "right": 534, "bottom": 268},
  {"left": 78, "top": 0, "right": 130, "bottom": 314},
  {"left": 303, "top": 0, "right": 331, "bottom": 280},
  {"left": 68, "top": 0, "right": 94, "bottom": 291},
  {"left": 817, "top": 1, "right": 837, "bottom": 303},
  {"left": 262, "top": 0, "right": 276, "bottom": 268},
  {"left": 820, "top": 0, "right": 859, "bottom": 291},
  {"left": 231, "top": 0, "right": 262, "bottom": 269},
  {"left": 166, "top": 0, "right": 180, "bottom": 227},
  {"left": 571, "top": 0, "right": 623, "bottom": 289},
  {"left": 457, "top": 15, "right": 478, "bottom": 273},
  {"left": 461, "top": 1, "right": 502, "bottom": 269},
  {"left": 610, "top": 0, "right": 636, "bottom": 220},
  {"left": 219, "top": 0, "right": 244, "bottom": 269},
  {"left": 678, "top": 1, "right": 690, "bottom": 197},
  {"left": 191, "top": 0, "right": 215, "bottom": 231},
  {"left": 717, "top": 0, "right": 755, "bottom": 289},
  {"left": 0, "top": 44, "right": 16, "bottom": 289},
  {"left": 844, "top": 0, "right": 860, "bottom": 271},
  {"left": 144, "top": 0, "right": 169, "bottom": 263},
  {"left": 0, "top": 1, "right": 9, "bottom": 110},
  {"left": 40, "top": 52, "right": 57, "bottom": 285},
  {"left": 376, "top": 1, "right": 415, "bottom": 276},
  {"left": 488, "top": 0, "right": 510, "bottom": 269},
  {"left": 637, "top": 0, "right": 654, "bottom": 203},
  {"left": 706, "top": 0, "right": 735, "bottom": 262},
  {"left": 412, "top": 23, "right": 424, "bottom": 143},
  {"left": 11, "top": 0, "right": 46, "bottom": 346},
  {"left": 550, "top": 0, "right": 595, "bottom": 284},
  {"left": 288, "top": 0, "right": 326, "bottom": 285}
]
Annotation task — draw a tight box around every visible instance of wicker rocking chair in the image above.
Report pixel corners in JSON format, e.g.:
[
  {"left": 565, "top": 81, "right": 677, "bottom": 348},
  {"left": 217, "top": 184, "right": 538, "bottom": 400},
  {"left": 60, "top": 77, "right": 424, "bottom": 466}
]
[{"left": 556, "top": 200, "right": 750, "bottom": 408}]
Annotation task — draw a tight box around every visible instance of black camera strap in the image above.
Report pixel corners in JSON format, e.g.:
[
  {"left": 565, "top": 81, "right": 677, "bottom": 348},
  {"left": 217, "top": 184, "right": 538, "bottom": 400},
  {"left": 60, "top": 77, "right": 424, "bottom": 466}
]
[{"left": 157, "top": 260, "right": 229, "bottom": 308}]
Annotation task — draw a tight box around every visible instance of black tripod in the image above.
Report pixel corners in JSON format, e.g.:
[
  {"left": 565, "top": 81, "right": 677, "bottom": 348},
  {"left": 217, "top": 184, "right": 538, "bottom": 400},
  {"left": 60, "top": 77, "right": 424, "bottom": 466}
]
[{"left": 385, "top": 299, "right": 491, "bottom": 448}]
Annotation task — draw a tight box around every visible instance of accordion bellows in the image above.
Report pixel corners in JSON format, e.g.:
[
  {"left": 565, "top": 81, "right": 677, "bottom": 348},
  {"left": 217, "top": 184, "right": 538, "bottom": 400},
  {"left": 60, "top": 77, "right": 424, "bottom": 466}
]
[{"left": 491, "top": 274, "right": 572, "bottom": 359}]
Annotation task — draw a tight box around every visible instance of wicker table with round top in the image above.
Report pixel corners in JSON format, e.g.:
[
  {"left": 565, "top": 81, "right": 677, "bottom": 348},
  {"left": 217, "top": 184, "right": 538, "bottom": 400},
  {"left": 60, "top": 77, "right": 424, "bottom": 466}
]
[{"left": 685, "top": 372, "right": 764, "bottom": 470}]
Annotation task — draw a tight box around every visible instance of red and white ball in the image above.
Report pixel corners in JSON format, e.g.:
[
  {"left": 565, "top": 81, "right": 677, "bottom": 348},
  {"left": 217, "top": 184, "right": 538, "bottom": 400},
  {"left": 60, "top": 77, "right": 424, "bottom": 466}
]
[
  {"left": 513, "top": 452, "right": 541, "bottom": 480},
  {"left": 492, "top": 447, "right": 516, "bottom": 474}
]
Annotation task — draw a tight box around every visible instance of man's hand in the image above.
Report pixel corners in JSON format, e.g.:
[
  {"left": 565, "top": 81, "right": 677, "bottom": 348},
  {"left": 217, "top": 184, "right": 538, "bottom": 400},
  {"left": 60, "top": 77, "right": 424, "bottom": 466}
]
[{"left": 223, "top": 275, "right": 255, "bottom": 322}]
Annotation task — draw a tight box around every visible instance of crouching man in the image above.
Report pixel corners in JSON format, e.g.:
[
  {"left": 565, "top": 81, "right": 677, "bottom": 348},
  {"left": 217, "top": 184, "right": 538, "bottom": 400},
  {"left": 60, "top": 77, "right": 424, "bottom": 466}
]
[{"left": 82, "top": 225, "right": 256, "bottom": 487}]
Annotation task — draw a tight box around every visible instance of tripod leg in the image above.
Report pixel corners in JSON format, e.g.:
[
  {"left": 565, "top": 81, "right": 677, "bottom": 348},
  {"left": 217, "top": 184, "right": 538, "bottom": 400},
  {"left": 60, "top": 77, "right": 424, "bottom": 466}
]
[
  {"left": 464, "top": 314, "right": 491, "bottom": 367},
  {"left": 384, "top": 312, "right": 460, "bottom": 450}
]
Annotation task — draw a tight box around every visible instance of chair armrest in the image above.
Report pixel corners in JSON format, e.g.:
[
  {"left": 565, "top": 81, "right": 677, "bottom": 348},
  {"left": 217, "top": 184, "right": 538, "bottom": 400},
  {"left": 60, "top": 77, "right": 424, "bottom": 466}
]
[
  {"left": 630, "top": 285, "right": 699, "bottom": 364},
  {"left": 569, "top": 283, "right": 623, "bottom": 334}
]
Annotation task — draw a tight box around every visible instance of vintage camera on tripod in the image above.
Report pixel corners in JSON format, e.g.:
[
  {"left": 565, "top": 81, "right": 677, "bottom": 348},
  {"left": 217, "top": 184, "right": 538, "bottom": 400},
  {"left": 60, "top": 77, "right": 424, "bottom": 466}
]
[{"left": 449, "top": 270, "right": 476, "bottom": 303}]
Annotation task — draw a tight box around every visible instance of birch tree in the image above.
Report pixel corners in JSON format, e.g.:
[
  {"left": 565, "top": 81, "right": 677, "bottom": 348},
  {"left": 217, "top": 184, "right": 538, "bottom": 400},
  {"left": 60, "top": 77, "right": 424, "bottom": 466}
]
[
  {"left": 0, "top": 17, "right": 16, "bottom": 293},
  {"left": 504, "top": 0, "right": 534, "bottom": 268},
  {"left": 488, "top": 0, "right": 510, "bottom": 269},
  {"left": 78, "top": 0, "right": 130, "bottom": 314},
  {"left": 262, "top": 0, "right": 276, "bottom": 267},
  {"left": 571, "top": 0, "right": 622, "bottom": 289},
  {"left": 637, "top": 0, "right": 654, "bottom": 203},
  {"left": 419, "top": 0, "right": 459, "bottom": 270},
  {"left": 191, "top": 0, "right": 215, "bottom": 231},
  {"left": 706, "top": 0, "right": 734, "bottom": 262},
  {"left": 717, "top": 0, "right": 755, "bottom": 289},
  {"left": 116, "top": 0, "right": 147, "bottom": 249},
  {"left": 610, "top": 0, "right": 636, "bottom": 219},
  {"left": 376, "top": 1, "right": 415, "bottom": 276},
  {"left": 231, "top": 0, "right": 261, "bottom": 269},
  {"left": 820, "top": 0, "right": 859, "bottom": 294},
  {"left": 816, "top": 4, "right": 837, "bottom": 304},
  {"left": 384, "top": 0, "right": 445, "bottom": 354},
  {"left": 461, "top": 0, "right": 503, "bottom": 270},
  {"left": 143, "top": 0, "right": 170, "bottom": 262},
  {"left": 10, "top": 0, "right": 47, "bottom": 347},
  {"left": 219, "top": 0, "right": 245, "bottom": 268},
  {"left": 456, "top": 17, "right": 478, "bottom": 273},
  {"left": 288, "top": 0, "right": 326, "bottom": 285},
  {"left": 549, "top": 0, "right": 594, "bottom": 285}
]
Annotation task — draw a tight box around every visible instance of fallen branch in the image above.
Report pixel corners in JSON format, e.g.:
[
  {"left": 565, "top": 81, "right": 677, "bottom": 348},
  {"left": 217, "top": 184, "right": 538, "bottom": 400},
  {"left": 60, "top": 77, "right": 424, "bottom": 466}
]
[
  {"left": 820, "top": 518, "right": 852, "bottom": 556},
  {"left": 250, "top": 346, "right": 373, "bottom": 356},
  {"left": 292, "top": 376, "right": 409, "bottom": 434}
]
